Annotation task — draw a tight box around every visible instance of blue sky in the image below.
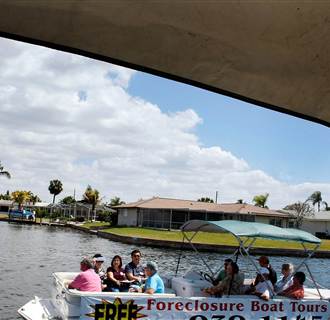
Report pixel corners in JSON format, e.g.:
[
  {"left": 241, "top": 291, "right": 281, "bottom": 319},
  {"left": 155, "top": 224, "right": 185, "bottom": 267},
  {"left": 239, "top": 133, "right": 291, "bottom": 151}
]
[{"left": 129, "top": 72, "right": 330, "bottom": 184}]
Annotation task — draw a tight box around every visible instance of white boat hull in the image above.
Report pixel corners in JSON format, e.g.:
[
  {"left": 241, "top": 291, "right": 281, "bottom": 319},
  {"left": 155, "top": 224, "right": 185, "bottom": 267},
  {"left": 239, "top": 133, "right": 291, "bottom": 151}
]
[{"left": 18, "top": 272, "right": 330, "bottom": 320}]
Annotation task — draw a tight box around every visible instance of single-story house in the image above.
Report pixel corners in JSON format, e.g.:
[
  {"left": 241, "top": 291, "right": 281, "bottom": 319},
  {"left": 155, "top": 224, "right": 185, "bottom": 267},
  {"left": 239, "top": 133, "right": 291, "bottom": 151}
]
[
  {"left": 0, "top": 199, "right": 13, "bottom": 213},
  {"left": 300, "top": 211, "right": 330, "bottom": 236},
  {"left": 115, "top": 197, "right": 291, "bottom": 229},
  {"left": 48, "top": 202, "right": 116, "bottom": 220}
]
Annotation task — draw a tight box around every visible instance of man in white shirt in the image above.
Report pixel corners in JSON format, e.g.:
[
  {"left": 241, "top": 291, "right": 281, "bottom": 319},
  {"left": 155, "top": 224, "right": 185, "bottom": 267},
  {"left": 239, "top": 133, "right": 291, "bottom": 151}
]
[{"left": 253, "top": 267, "right": 274, "bottom": 301}]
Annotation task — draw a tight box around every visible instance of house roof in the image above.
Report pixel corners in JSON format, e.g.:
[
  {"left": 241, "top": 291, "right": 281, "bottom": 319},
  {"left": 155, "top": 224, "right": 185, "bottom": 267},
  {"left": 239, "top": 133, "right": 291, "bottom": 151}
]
[
  {"left": 0, "top": 199, "right": 13, "bottom": 206},
  {"left": 303, "top": 211, "right": 330, "bottom": 222},
  {"left": 115, "top": 197, "right": 290, "bottom": 218}
]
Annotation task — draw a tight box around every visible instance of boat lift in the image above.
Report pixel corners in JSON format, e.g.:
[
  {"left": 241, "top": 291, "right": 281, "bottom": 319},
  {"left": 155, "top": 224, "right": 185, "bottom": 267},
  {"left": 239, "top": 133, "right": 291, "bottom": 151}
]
[{"left": 177, "top": 220, "right": 323, "bottom": 299}]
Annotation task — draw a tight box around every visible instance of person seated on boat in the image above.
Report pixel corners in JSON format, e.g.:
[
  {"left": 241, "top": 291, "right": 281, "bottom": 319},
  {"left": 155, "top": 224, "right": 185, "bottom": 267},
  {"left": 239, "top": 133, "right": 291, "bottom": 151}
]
[
  {"left": 92, "top": 253, "right": 106, "bottom": 281},
  {"left": 274, "top": 263, "right": 294, "bottom": 293},
  {"left": 203, "top": 261, "right": 244, "bottom": 297},
  {"left": 213, "top": 258, "right": 233, "bottom": 285},
  {"left": 257, "top": 256, "right": 277, "bottom": 285},
  {"left": 104, "top": 255, "right": 127, "bottom": 292},
  {"left": 125, "top": 249, "right": 145, "bottom": 288},
  {"left": 249, "top": 267, "right": 274, "bottom": 301},
  {"left": 68, "top": 257, "right": 102, "bottom": 292},
  {"left": 142, "top": 261, "right": 165, "bottom": 294},
  {"left": 278, "top": 271, "right": 305, "bottom": 300}
]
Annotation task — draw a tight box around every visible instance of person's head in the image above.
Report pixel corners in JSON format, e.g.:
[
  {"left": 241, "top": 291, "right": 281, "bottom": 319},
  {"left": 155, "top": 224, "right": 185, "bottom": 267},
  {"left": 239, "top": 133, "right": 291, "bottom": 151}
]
[
  {"left": 144, "top": 261, "right": 158, "bottom": 277},
  {"left": 281, "top": 263, "right": 294, "bottom": 277},
  {"left": 111, "top": 255, "right": 123, "bottom": 269},
  {"left": 224, "top": 258, "right": 233, "bottom": 271},
  {"left": 293, "top": 272, "right": 306, "bottom": 285},
  {"left": 93, "top": 253, "right": 105, "bottom": 271},
  {"left": 131, "top": 249, "right": 142, "bottom": 265},
  {"left": 80, "top": 257, "right": 94, "bottom": 271},
  {"left": 226, "top": 261, "right": 239, "bottom": 275},
  {"left": 257, "top": 267, "right": 270, "bottom": 281},
  {"left": 258, "top": 256, "right": 270, "bottom": 267}
]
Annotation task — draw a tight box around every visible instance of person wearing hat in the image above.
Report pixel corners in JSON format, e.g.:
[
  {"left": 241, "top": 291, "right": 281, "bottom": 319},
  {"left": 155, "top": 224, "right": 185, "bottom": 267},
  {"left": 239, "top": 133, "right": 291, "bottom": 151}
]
[
  {"left": 68, "top": 257, "right": 101, "bottom": 292},
  {"left": 257, "top": 256, "right": 277, "bottom": 285},
  {"left": 92, "top": 253, "right": 106, "bottom": 282},
  {"left": 251, "top": 267, "right": 274, "bottom": 301},
  {"left": 143, "top": 261, "right": 165, "bottom": 294}
]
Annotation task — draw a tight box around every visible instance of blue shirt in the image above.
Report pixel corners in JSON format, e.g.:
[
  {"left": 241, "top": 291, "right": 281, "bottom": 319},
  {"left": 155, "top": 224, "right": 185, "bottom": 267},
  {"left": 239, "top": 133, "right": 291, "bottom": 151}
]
[{"left": 145, "top": 273, "right": 165, "bottom": 293}]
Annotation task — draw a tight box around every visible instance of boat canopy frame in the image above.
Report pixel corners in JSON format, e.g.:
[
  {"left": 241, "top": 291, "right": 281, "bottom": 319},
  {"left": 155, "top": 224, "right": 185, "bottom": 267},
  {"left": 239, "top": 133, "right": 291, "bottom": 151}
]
[{"left": 177, "top": 220, "right": 323, "bottom": 299}]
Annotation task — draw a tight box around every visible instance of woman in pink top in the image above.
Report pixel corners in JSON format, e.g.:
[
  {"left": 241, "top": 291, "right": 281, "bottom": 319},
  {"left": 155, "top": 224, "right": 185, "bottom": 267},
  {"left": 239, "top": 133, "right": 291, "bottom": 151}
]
[{"left": 69, "top": 258, "right": 102, "bottom": 292}]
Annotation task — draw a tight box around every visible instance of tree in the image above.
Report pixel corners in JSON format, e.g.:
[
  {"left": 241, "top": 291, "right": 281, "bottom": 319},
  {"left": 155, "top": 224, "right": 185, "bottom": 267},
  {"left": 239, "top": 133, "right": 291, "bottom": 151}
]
[
  {"left": 197, "top": 197, "right": 214, "bottom": 203},
  {"left": 283, "top": 201, "right": 314, "bottom": 228},
  {"left": 308, "top": 191, "right": 323, "bottom": 212},
  {"left": 323, "top": 201, "right": 330, "bottom": 211},
  {"left": 60, "top": 196, "right": 76, "bottom": 205},
  {"left": 252, "top": 193, "right": 269, "bottom": 208},
  {"left": 0, "top": 161, "right": 11, "bottom": 179},
  {"left": 109, "top": 196, "right": 125, "bottom": 207},
  {"left": 48, "top": 180, "right": 63, "bottom": 204},
  {"left": 28, "top": 192, "right": 41, "bottom": 204},
  {"left": 0, "top": 190, "right": 11, "bottom": 200},
  {"left": 83, "top": 185, "right": 100, "bottom": 220},
  {"left": 11, "top": 190, "right": 31, "bottom": 210},
  {"left": 236, "top": 199, "right": 244, "bottom": 204}
]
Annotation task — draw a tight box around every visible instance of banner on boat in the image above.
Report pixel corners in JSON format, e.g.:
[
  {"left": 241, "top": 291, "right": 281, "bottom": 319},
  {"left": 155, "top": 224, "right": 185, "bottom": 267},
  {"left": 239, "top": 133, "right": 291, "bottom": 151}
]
[{"left": 80, "top": 296, "right": 329, "bottom": 320}]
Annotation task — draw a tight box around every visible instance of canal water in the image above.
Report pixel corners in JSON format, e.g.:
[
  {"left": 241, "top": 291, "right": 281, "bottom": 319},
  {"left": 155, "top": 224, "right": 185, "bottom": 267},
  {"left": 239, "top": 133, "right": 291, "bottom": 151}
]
[{"left": 1, "top": 222, "right": 329, "bottom": 319}]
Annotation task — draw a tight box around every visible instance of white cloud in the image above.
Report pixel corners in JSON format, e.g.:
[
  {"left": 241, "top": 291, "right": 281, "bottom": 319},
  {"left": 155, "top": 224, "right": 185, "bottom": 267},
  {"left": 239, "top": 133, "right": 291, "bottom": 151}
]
[{"left": 0, "top": 37, "right": 329, "bottom": 209}]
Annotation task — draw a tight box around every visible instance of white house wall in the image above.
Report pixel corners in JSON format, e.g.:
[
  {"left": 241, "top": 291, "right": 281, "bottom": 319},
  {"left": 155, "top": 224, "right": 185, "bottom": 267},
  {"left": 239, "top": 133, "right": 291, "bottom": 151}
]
[{"left": 301, "top": 220, "right": 330, "bottom": 235}]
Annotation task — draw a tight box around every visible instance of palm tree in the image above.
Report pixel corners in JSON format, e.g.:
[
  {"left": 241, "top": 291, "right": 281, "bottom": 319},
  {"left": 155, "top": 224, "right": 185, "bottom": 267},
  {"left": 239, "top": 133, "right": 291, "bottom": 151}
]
[
  {"left": 0, "top": 161, "right": 11, "bottom": 179},
  {"left": 28, "top": 192, "right": 41, "bottom": 204},
  {"left": 252, "top": 193, "right": 269, "bottom": 208},
  {"left": 83, "top": 185, "right": 100, "bottom": 221},
  {"left": 11, "top": 190, "right": 31, "bottom": 210},
  {"left": 48, "top": 180, "right": 63, "bottom": 204},
  {"left": 109, "top": 196, "right": 125, "bottom": 207},
  {"left": 308, "top": 191, "right": 323, "bottom": 212}
]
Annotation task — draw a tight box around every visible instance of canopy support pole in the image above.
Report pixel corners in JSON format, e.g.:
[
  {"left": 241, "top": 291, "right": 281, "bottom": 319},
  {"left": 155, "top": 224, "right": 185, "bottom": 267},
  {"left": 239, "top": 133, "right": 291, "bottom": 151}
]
[
  {"left": 182, "top": 230, "right": 215, "bottom": 277},
  {"left": 175, "top": 234, "right": 186, "bottom": 276},
  {"left": 296, "top": 243, "right": 323, "bottom": 299},
  {"left": 214, "top": 238, "right": 251, "bottom": 277},
  {"left": 238, "top": 238, "right": 275, "bottom": 296}
]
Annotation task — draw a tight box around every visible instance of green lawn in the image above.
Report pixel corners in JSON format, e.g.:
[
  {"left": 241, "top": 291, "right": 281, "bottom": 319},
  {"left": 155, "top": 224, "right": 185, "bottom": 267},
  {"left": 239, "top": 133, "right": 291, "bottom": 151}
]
[
  {"left": 102, "top": 227, "right": 330, "bottom": 251},
  {"left": 82, "top": 221, "right": 112, "bottom": 229}
]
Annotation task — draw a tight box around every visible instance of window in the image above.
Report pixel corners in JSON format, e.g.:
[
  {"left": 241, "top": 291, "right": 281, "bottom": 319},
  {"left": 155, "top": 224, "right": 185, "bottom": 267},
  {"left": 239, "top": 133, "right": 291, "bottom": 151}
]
[{"left": 269, "top": 218, "right": 283, "bottom": 227}]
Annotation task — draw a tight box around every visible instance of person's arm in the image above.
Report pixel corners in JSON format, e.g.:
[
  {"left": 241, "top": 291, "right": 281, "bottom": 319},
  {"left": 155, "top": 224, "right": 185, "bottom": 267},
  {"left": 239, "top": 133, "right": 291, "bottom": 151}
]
[
  {"left": 125, "top": 265, "right": 142, "bottom": 282},
  {"left": 145, "top": 287, "right": 155, "bottom": 294},
  {"left": 107, "top": 270, "right": 121, "bottom": 286},
  {"left": 68, "top": 274, "right": 82, "bottom": 290},
  {"left": 144, "top": 277, "right": 157, "bottom": 294}
]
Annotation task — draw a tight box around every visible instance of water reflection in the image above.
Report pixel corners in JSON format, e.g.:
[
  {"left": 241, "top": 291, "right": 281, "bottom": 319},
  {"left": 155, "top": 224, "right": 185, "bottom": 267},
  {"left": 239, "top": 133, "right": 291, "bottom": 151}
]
[{"left": 0, "top": 223, "right": 328, "bottom": 319}]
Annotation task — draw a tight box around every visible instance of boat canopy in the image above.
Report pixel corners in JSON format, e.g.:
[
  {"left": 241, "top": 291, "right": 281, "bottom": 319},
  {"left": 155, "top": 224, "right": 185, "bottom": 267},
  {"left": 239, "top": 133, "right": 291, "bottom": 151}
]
[{"left": 181, "top": 220, "right": 321, "bottom": 244}]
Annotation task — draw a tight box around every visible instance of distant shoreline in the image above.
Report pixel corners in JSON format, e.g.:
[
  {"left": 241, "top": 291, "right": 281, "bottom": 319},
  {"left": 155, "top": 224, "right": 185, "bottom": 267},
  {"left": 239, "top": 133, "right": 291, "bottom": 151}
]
[{"left": 2, "top": 217, "right": 330, "bottom": 258}]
